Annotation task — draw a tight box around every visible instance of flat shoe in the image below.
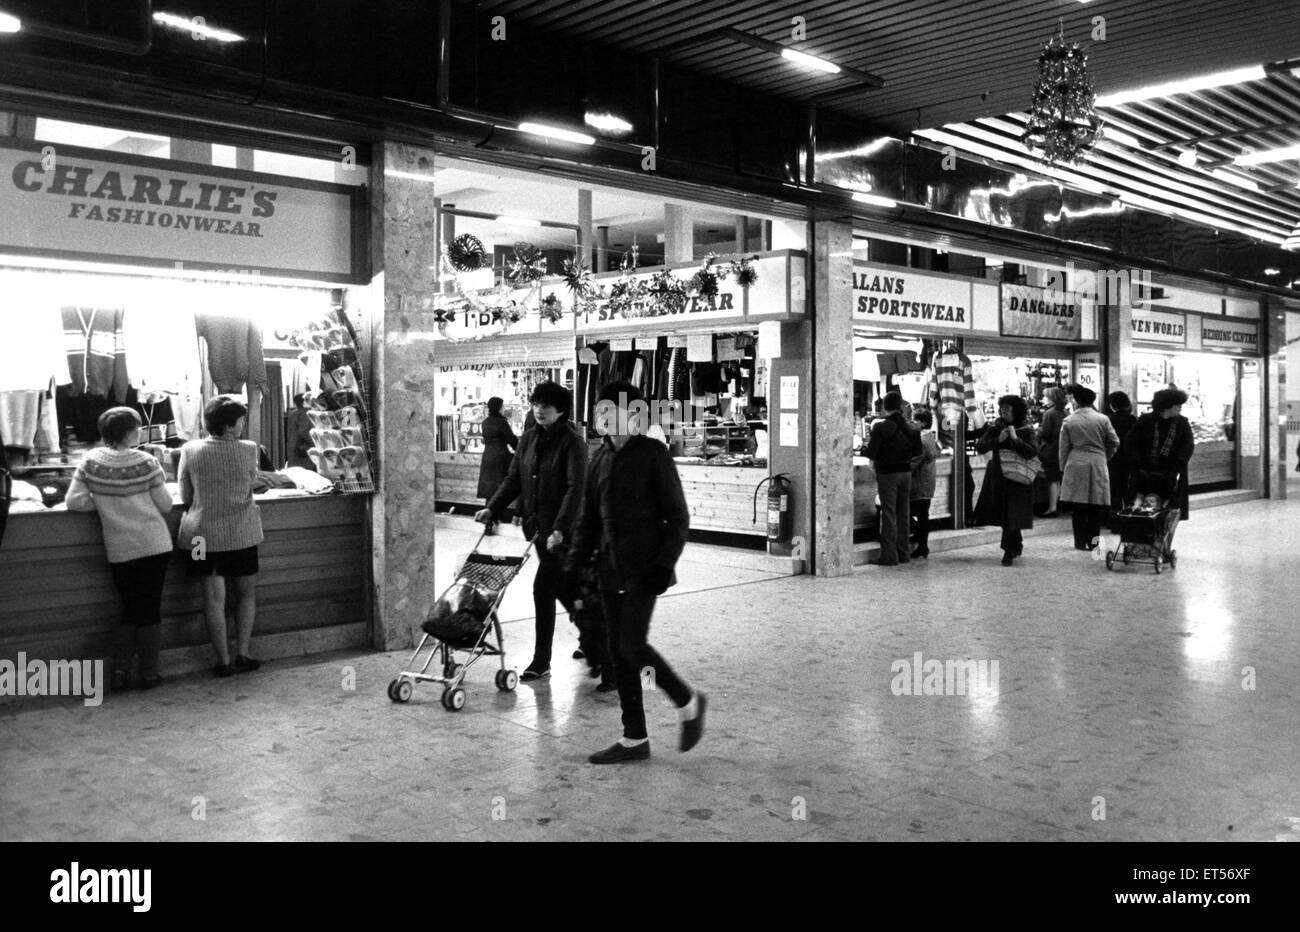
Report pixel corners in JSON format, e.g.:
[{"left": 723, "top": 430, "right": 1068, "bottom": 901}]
[
  {"left": 589, "top": 741, "right": 650, "bottom": 764},
  {"left": 595, "top": 680, "right": 618, "bottom": 693},
  {"left": 213, "top": 663, "right": 234, "bottom": 678},
  {"left": 234, "top": 655, "right": 260, "bottom": 673},
  {"left": 521, "top": 666, "right": 550, "bottom": 681},
  {"left": 139, "top": 675, "right": 164, "bottom": 690},
  {"left": 679, "top": 692, "right": 708, "bottom": 752}
]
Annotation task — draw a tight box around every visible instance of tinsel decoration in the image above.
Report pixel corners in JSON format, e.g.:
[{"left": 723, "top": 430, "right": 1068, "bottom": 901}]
[
  {"left": 561, "top": 256, "right": 596, "bottom": 298},
  {"left": 491, "top": 301, "right": 526, "bottom": 327},
  {"left": 1020, "top": 22, "right": 1103, "bottom": 165},
  {"left": 606, "top": 247, "right": 650, "bottom": 318},
  {"left": 539, "top": 293, "right": 564, "bottom": 323},
  {"left": 690, "top": 252, "right": 722, "bottom": 299},
  {"left": 728, "top": 254, "right": 759, "bottom": 288},
  {"left": 648, "top": 270, "right": 688, "bottom": 316},
  {"left": 506, "top": 241, "right": 546, "bottom": 285},
  {"left": 447, "top": 233, "right": 488, "bottom": 272}
]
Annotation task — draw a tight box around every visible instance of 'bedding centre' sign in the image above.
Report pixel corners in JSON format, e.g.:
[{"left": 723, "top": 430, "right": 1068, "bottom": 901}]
[{"left": 2, "top": 141, "right": 361, "bottom": 282}]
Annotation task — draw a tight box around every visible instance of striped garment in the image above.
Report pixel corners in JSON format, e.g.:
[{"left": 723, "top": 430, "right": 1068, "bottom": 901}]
[
  {"left": 177, "top": 436, "right": 265, "bottom": 552},
  {"left": 929, "top": 352, "right": 977, "bottom": 425},
  {"left": 65, "top": 447, "right": 175, "bottom": 563}
]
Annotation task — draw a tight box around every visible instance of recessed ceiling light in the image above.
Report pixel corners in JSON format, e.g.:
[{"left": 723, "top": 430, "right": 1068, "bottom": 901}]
[
  {"left": 153, "top": 11, "right": 245, "bottom": 42},
  {"left": 1096, "top": 65, "right": 1266, "bottom": 107},
  {"left": 0, "top": 12, "right": 21, "bottom": 33},
  {"left": 583, "top": 111, "right": 633, "bottom": 135},
  {"left": 781, "top": 48, "right": 841, "bottom": 74},
  {"left": 1264, "top": 267, "right": 1281, "bottom": 274},
  {"left": 1233, "top": 143, "right": 1300, "bottom": 166},
  {"left": 1177, "top": 147, "right": 1198, "bottom": 168},
  {"left": 518, "top": 122, "right": 596, "bottom": 146}
]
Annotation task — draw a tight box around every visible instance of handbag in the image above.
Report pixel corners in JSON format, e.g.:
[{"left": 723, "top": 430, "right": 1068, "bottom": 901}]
[{"left": 998, "top": 447, "right": 1044, "bottom": 486}]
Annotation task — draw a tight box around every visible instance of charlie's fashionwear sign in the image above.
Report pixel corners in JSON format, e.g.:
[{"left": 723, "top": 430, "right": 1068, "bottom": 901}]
[
  {"left": 1000, "top": 283, "right": 1083, "bottom": 341},
  {"left": 2, "top": 142, "right": 358, "bottom": 281}
]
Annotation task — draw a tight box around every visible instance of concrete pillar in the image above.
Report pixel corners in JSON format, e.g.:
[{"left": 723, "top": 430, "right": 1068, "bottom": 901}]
[
  {"left": 171, "top": 139, "right": 213, "bottom": 164},
  {"left": 578, "top": 189, "right": 593, "bottom": 269},
  {"left": 735, "top": 216, "right": 748, "bottom": 254},
  {"left": 370, "top": 141, "right": 442, "bottom": 650},
  {"left": 0, "top": 112, "right": 37, "bottom": 138},
  {"left": 1265, "top": 298, "right": 1287, "bottom": 499},
  {"left": 1106, "top": 301, "right": 1134, "bottom": 399},
  {"left": 812, "top": 220, "right": 855, "bottom": 577},
  {"left": 439, "top": 205, "right": 456, "bottom": 294},
  {"left": 664, "top": 203, "right": 693, "bottom": 265},
  {"left": 596, "top": 225, "right": 610, "bottom": 272},
  {"left": 235, "top": 148, "right": 255, "bottom": 172}
]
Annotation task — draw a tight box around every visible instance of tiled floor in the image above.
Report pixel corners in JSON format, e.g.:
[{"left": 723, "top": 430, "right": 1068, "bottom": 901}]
[{"left": 2, "top": 498, "right": 1298, "bottom": 842}]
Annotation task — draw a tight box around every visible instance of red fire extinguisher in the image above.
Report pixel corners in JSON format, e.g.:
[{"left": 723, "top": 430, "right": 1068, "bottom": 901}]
[{"left": 753, "top": 474, "right": 793, "bottom": 543}]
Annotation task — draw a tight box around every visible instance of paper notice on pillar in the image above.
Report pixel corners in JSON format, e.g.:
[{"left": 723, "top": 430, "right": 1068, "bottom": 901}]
[
  {"left": 609, "top": 338, "right": 634, "bottom": 352},
  {"left": 635, "top": 338, "right": 659, "bottom": 350},
  {"left": 780, "top": 376, "right": 798, "bottom": 411},
  {"left": 779, "top": 412, "right": 799, "bottom": 447},
  {"left": 716, "top": 337, "right": 743, "bottom": 361},
  {"left": 687, "top": 333, "right": 713, "bottom": 362},
  {"left": 667, "top": 335, "right": 689, "bottom": 348}
]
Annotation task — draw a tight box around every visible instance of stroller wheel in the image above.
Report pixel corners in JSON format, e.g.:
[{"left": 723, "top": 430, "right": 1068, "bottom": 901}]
[
  {"left": 387, "top": 679, "right": 398, "bottom": 701},
  {"left": 1105, "top": 551, "right": 1115, "bottom": 571},
  {"left": 1123, "top": 549, "right": 1132, "bottom": 565},
  {"left": 441, "top": 686, "right": 466, "bottom": 711},
  {"left": 1153, "top": 557, "right": 1163, "bottom": 575},
  {"left": 495, "top": 669, "right": 519, "bottom": 692},
  {"left": 393, "top": 679, "right": 413, "bottom": 703},
  {"left": 1168, "top": 550, "right": 1177, "bottom": 569}
]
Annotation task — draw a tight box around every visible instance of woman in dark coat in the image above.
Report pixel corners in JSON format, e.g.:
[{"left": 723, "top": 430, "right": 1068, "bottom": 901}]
[
  {"left": 476, "top": 396, "right": 517, "bottom": 501},
  {"left": 1037, "top": 386, "right": 1068, "bottom": 517},
  {"left": 1126, "top": 388, "right": 1195, "bottom": 522},
  {"left": 973, "top": 394, "right": 1039, "bottom": 566},
  {"left": 1105, "top": 391, "right": 1138, "bottom": 528}
]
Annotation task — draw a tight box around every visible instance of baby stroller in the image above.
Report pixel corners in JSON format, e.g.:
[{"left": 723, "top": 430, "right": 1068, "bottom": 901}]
[
  {"left": 388, "top": 527, "right": 531, "bottom": 710},
  {"left": 1105, "top": 468, "right": 1180, "bottom": 574}
]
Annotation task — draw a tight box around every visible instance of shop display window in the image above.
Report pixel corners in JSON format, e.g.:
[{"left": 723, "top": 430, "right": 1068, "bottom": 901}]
[{"left": 1135, "top": 352, "right": 1236, "bottom": 444}]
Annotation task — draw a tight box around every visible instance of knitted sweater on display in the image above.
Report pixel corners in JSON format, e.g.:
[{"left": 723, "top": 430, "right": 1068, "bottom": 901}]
[
  {"left": 177, "top": 435, "right": 264, "bottom": 552},
  {"left": 65, "top": 447, "right": 175, "bottom": 563}
]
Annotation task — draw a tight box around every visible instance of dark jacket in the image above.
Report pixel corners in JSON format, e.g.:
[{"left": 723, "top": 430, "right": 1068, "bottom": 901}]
[
  {"left": 865, "top": 412, "right": 923, "bottom": 474},
  {"left": 564, "top": 435, "right": 690, "bottom": 594},
  {"left": 972, "top": 422, "right": 1038, "bottom": 530},
  {"left": 1037, "top": 405, "right": 1065, "bottom": 474},
  {"left": 1106, "top": 411, "right": 1138, "bottom": 510},
  {"left": 1125, "top": 412, "right": 1195, "bottom": 520},
  {"left": 485, "top": 419, "right": 586, "bottom": 542},
  {"left": 476, "top": 413, "right": 518, "bottom": 500}
]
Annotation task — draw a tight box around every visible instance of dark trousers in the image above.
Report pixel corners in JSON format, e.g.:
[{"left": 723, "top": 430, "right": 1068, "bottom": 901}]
[
  {"left": 1001, "top": 526, "right": 1023, "bottom": 555},
  {"left": 530, "top": 547, "right": 572, "bottom": 668},
  {"left": 911, "top": 499, "right": 931, "bottom": 551},
  {"left": 600, "top": 586, "right": 692, "bottom": 741},
  {"left": 1071, "top": 505, "right": 1104, "bottom": 548},
  {"left": 107, "top": 551, "right": 170, "bottom": 677},
  {"left": 876, "top": 471, "right": 912, "bottom": 565}
]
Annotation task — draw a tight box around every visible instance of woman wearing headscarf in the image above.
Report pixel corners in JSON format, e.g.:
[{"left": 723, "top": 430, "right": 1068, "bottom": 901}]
[
  {"left": 1037, "top": 386, "right": 1069, "bottom": 517},
  {"left": 1104, "top": 391, "right": 1138, "bottom": 528},
  {"left": 1058, "top": 384, "right": 1120, "bottom": 551},
  {"left": 1126, "top": 388, "right": 1195, "bottom": 524},
  {"left": 973, "top": 395, "right": 1038, "bottom": 566}
]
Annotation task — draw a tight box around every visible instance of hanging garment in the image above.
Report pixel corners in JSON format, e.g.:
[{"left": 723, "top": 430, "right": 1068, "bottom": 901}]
[
  {"left": 931, "top": 350, "right": 977, "bottom": 426},
  {"left": 853, "top": 349, "right": 881, "bottom": 382},
  {"left": 2, "top": 307, "right": 71, "bottom": 392},
  {"left": 196, "top": 313, "right": 269, "bottom": 394},
  {"left": 63, "top": 307, "right": 129, "bottom": 400},
  {"left": 896, "top": 371, "right": 928, "bottom": 404},
  {"left": 34, "top": 380, "right": 61, "bottom": 453},
  {"left": 0, "top": 391, "right": 41, "bottom": 450},
  {"left": 876, "top": 353, "right": 899, "bottom": 377}
]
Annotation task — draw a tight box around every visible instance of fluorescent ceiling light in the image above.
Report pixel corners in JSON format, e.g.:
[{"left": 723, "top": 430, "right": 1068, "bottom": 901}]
[
  {"left": 495, "top": 216, "right": 542, "bottom": 227},
  {"left": 1233, "top": 143, "right": 1300, "bottom": 166},
  {"left": 781, "top": 48, "right": 841, "bottom": 74},
  {"left": 816, "top": 137, "right": 895, "bottom": 162},
  {"left": 384, "top": 169, "right": 436, "bottom": 183},
  {"left": 0, "top": 12, "right": 20, "bottom": 33},
  {"left": 1096, "top": 65, "right": 1266, "bottom": 107},
  {"left": 852, "top": 192, "right": 898, "bottom": 208},
  {"left": 1177, "top": 147, "right": 1198, "bottom": 168},
  {"left": 1210, "top": 168, "right": 1260, "bottom": 192},
  {"left": 1102, "top": 127, "right": 1142, "bottom": 148},
  {"left": 584, "top": 111, "right": 633, "bottom": 134},
  {"left": 518, "top": 122, "right": 596, "bottom": 146},
  {"left": 1264, "top": 267, "right": 1281, "bottom": 275},
  {"left": 153, "top": 12, "right": 245, "bottom": 43}
]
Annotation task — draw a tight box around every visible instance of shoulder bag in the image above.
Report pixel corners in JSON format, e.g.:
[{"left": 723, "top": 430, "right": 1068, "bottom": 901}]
[{"left": 998, "top": 441, "right": 1044, "bottom": 486}]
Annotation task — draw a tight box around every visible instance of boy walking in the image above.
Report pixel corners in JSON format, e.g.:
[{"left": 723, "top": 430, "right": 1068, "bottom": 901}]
[{"left": 562, "top": 382, "right": 706, "bottom": 764}]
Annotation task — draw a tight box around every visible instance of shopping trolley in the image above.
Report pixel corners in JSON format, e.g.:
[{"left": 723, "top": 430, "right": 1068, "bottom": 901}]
[{"left": 387, "top": 526, "right": 531, "bottom": 710}]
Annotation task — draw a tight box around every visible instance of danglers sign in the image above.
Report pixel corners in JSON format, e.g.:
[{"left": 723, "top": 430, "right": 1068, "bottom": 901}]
[
  {"left": 2, "top": 141, "right": 361, "bottom": 282},
  {"left": 1000, "top": 283, "right": 1083, "bottom": 341}
]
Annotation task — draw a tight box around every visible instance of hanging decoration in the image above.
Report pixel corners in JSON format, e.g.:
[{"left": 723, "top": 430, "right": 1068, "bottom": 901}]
[
  {"left": 506, "top": 241, "right": 546, "bottom": 285},
  {"left": 539, "top": 293, "right": 565, "bottom": 324},
  {"left": 727, "top": 254, "right": 760, "bottom": 288},
  {"left": 491, "top": 301, "right": 526, "bottom": 327},
  {"left": 1020, "top": 22, "right": 1103, "bottom": 165},
  {"left": 561, "top": 256, "right": 596, "bottom": 298},
  {"left": 447, "top": 233, "right": 489, "bottom": 272},
  {"left": 648, "top": 269, "right": 688, "bottom": 316},
  {"left": 606, "top": 246, "right": 650, "bottom": 318},
  {"left": 690, "top": 252, "right": 723, "bottom": 299}
]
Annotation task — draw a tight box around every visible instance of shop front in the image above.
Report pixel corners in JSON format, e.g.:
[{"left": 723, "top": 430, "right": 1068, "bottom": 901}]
[
  {"left": 422, "top": 155, "right": 809, "bottom": 557},
  {"left": 0, "top": 116, "right": 374, "bottom": 671},
  {"left": 849, "top": 260, "right": 1099, "bottom": 540},
  {"left": 1129, "top": 305, "right": 1264, "bottom": 492}
]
